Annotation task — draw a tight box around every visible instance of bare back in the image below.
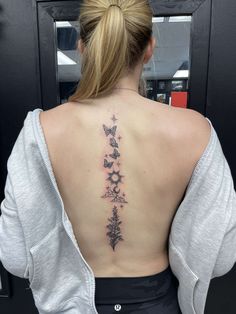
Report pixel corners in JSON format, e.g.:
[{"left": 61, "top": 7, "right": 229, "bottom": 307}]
[{"left": 39, "top": 94, "right": 211, "bottom": 277}]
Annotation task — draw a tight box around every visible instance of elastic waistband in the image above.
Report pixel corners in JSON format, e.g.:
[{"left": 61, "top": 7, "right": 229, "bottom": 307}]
[{"left": 95, "top": 265, "right": 178, "bottom": 304}]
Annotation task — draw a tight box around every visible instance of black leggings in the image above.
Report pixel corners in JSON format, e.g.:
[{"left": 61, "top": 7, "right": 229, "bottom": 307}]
[{"left": 94, "top": 265, "right": 182, "bottom": 313}]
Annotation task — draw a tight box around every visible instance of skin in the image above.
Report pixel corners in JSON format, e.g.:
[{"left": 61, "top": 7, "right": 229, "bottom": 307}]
[{"left": 39, "top": 36, "right": 211, "bottom": 277}]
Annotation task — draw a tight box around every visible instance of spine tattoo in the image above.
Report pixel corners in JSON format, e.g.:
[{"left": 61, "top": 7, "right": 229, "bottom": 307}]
[{"left": 101, "top": 114, "right": 128, "bottom": 251}]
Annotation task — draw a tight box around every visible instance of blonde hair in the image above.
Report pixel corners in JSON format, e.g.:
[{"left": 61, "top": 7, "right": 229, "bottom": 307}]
[{"left": 68, "top": 0, "right": 153, "bottom": 103}]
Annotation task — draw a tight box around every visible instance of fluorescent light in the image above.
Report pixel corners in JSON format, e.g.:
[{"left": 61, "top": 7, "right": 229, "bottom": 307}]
[
  {"left": 173, "top": 70, "right": 189, "bottom": 78},
  {"left": 169, "top": 16, "right": 191, "bottom": 22},
  {"left": 55, "top": 21, "right": 72, "bottom": 28},
  {"left": 57, "top": 51, "right": 77, "bottom": 65},
  {"left": 152, "top": 17, "right": 164, "bottom": 23},
  {"left": 152, "top": 16, "right": 191, "bottom": 23}
]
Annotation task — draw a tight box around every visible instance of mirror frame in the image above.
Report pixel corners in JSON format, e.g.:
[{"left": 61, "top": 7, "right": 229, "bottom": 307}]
[{"left": 35, "top": 0, "right": 211, "bottom": 115}]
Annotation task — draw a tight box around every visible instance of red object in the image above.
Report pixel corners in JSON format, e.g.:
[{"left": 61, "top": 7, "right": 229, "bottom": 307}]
[{"left": 171, "top": 92, "right": 188, "bottom": 108}]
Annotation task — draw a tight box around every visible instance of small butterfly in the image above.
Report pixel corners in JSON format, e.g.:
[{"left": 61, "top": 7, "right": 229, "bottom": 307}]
[
  {"left": 104, "top": 159, "right": 114, "bottom": 168},
  {"left": 110, "top": 137, "right": 119, "bottom": 148},
  {"left": 103, "top": 124, "right": 117, "bottom": 137},
  {"left": 109, "top": 148, "right": 120, "bottom": 159}
]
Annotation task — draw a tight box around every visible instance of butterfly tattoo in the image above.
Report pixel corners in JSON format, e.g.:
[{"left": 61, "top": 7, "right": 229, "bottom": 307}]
[
  {"left": 104, "top": 159, "right": 114, "bottom": 168},
  {"left": 109, "top": 148, "right": 120, "bottom": 159},
  {"left": 110, "top": 137, "right": 119, "bottom": 148},
  {"left": 103, "top": 124, "right": 117, "bottom": 137}
]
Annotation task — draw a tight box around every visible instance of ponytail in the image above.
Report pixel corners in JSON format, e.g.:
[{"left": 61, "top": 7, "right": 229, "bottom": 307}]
[{"left": 68, "top": 1, "right": 153, "bottom": 103}]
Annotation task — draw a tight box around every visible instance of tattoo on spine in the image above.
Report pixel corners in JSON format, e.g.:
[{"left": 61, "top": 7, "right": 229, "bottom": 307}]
[{"left": 101, "top": 114, "right": 128, "bottom": 251}]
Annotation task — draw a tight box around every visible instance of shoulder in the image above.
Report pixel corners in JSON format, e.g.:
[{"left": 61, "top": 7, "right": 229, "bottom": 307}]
[
  {"left": 148, "top": 101, "right": 211, "bottom": 149},
  {"left": 169, "top": 106, "right": 212, "bottom": 163},
  {"left": 38, "top": 105, "right": 67, "bottom": 150},
  {"left": 39, "top": 102, "right": 71, "bottom": 120},
  {"left": 39, "top": 102, "right": 75, "bottom": 135}
]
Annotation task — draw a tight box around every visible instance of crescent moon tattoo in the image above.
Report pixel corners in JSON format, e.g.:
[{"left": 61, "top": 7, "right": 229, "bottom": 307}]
[{"left": 113, "top": 185, "right": 120, "bottom": 194}]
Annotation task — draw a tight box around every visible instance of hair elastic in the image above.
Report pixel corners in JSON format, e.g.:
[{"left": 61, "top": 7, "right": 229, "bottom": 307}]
[{"left": 109, "top": 4, "right": 121, "bottom": 9}]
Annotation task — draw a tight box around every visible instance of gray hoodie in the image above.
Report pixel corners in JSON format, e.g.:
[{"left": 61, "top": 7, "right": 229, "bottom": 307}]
[{"left": 0, "top": 108, "right": 236, "bottom": 314}]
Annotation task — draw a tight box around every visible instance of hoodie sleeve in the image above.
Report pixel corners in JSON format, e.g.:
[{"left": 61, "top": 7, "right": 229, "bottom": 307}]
[
  {"left": 169, "top": 117, "right": 236, "bottom": 283},
  {"left": 212, "top": 160, "right": 236, "bottom": 278},
  {"left": 0, "top": 165, "right": 29, "bottom": 279}
]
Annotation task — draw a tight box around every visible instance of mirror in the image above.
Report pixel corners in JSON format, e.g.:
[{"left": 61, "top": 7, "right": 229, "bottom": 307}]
[{"left": 55, "top": 15, "right": 192, "bottom": 108}]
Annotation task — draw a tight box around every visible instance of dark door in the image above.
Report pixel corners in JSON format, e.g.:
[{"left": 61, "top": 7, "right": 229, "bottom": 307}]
[{"left": 0, "top": 0, "right": 236, "bottom": 313}]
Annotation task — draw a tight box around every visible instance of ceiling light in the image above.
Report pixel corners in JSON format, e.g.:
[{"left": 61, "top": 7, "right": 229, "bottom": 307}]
[
  {"left": 173, "top": 70, "right": 189, "bottom": 78},
  {"left": 57, "top": 51, "right": 77, "bottom": 65}
]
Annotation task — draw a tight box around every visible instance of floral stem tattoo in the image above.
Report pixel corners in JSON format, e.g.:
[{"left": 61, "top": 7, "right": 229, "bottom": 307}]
[{"left": 101, "top": 114, "right": 128, "bottom": 251}]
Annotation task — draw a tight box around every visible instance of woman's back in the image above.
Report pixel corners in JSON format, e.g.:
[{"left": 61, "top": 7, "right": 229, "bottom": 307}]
[{"left": 39, "top": 92, "right": 211, "bottom": 277}]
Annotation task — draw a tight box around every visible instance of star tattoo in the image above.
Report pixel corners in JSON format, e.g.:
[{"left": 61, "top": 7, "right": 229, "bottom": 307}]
[{"left": 111, "top": 114, "right": 118, "bottom": 123}]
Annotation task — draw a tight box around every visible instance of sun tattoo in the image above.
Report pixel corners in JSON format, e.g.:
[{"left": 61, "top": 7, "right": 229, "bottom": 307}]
[{"left": 101, "top": 114, "right": 128, "bottom": 251}]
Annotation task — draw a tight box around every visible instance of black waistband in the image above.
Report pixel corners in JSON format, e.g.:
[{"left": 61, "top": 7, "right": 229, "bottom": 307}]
[{"left": 94, "top": 265, "right": 178, "bottom": 304}]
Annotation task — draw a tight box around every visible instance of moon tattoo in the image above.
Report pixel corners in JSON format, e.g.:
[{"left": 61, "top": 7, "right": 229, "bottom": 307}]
[{"left": 113, "top": 185, "right": 120, "bottom": 194}]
